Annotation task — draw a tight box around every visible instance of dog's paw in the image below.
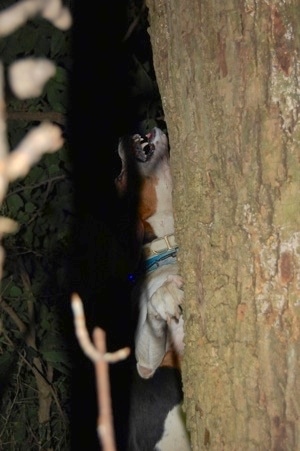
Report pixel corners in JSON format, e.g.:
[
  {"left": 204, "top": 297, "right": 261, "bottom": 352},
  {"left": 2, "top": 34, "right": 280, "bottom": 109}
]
[{"left": 148, "top": 275, "right": 184, "bottom": 324}]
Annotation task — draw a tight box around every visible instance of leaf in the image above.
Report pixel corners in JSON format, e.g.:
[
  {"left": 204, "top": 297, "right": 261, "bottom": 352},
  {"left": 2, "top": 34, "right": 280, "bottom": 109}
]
[
  {"left": 50, "top": 361, "right": 72, "bottom": 375},
  {"left": 26, "top": 346, "right": 39, "bottom": 360},
  {"left": 9, "top": 285, "right": 22, "bottom": 297},
  {"left": 22, "top": 228, "right": 33, "bottom": 245},
  {"left": 41, "top": 349, "right": 71, "bottom": 370},
  {"left": 51, "top": 30, "right": 65, "bottom": 57},
  {"left": 42, "top": 349, "right": 64, "bottom": 363},
  {"left": 6, "top": 194, "right": 24, "bottom": 214},
  {"left": 48, "top": 164, "right": 59, "bottom": 176},
  {"left": 140, "top": 118, "right": 158, "bottom": 132},
  {"left": 17, "top": 24, "right": 39, "bottom": 55},
  {"left": 46, "top": 79, "right": 68, "bottom": 113},
  {"left": 59, "top": 145, "right": 70, "bottom": 163},
  {"left": 55, "top": 66, "right": 68, "bottom": 84},
  {"left": 0, "top": 352, "right": 15, "bottom": 378},
  {"left": 26, "top": 166, "right": 44, "bottom": 183},
  {"left": 34, "top": 235, "right": 41, "bottom": 247},
  {"left": 14, "top": 418, "right": 27, "bottom": 443},
  {"left": 25, "top": 202, "right": 36, "bottom": 213}
]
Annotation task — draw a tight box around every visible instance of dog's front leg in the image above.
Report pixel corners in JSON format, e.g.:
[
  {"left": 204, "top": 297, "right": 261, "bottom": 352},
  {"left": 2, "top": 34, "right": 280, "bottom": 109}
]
[
  {"left": 135, "top": 315, "right": 168, "bottom": 378},
  {"left": 135, "top": 274, "right": 184, "bottom": 378}
]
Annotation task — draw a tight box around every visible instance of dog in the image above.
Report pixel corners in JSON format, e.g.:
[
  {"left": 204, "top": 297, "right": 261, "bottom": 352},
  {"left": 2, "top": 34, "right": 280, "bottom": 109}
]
[{"left": 116, "top": 128, "right": 190, "bottom": 450}]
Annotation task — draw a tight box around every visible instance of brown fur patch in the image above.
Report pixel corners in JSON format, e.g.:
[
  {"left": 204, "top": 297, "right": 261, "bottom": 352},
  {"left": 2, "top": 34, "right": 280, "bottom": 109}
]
[
  {"left": 138, "top": 176, "right": 158, "bottom": 241},
  {"left": 161, "top": 349, "right": 181, "bottom": 370}
]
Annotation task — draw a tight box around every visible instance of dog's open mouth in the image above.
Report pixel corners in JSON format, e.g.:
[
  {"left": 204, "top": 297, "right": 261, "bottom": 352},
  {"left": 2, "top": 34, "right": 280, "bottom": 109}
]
[{"left": 132, "top": 131, "right": 155, "bottom": 163}]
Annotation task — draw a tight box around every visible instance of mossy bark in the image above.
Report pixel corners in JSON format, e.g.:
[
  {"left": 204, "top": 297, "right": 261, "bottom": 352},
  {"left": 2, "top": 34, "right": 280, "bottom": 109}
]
[{"left": 146, "top": 1, "right": 300, "bottom": 449}]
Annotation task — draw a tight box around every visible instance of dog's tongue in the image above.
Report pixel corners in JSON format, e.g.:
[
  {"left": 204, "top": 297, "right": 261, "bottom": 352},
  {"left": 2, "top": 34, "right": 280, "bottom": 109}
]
[{"left": 145, "top": 128, "right": 155, "bottom": 141}]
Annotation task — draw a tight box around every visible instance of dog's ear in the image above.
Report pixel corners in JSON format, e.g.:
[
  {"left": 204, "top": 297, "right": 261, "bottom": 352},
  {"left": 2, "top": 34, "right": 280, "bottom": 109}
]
[{"left": 142, "top": 220, "right": 157, "bottom": 243}]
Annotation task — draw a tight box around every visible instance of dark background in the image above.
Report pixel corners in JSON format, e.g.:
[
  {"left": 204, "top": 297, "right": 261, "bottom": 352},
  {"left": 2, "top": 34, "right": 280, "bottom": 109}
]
[
  {"left": 0, "top": 0, "right": 162, "bottom": 448},
  {"left": 69, "top": 1, "right": 161, "bottom": 449}
]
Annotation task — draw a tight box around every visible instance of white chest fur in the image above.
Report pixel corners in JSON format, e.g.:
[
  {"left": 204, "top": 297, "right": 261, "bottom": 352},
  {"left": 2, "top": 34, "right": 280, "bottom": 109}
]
[
  {"left": 155, "top": 404, "right": 190, "bottom": 451},
  {"left": 145, "top": 155, "right": 175, "bottom": 238}
]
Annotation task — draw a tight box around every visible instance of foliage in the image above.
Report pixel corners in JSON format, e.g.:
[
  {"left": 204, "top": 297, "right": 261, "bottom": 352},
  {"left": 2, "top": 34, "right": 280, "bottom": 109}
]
[
  {"left": 125, "top": 0, "right": 165, "bottom": 131},
  {"left": 0, "top": 13, "right": 72, "bottom": 451}
]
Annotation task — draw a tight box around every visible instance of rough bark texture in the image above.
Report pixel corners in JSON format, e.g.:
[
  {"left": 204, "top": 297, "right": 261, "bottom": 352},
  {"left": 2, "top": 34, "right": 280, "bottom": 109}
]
[{"left": 146, "top": 1, "right": 300, "bottom": 449}]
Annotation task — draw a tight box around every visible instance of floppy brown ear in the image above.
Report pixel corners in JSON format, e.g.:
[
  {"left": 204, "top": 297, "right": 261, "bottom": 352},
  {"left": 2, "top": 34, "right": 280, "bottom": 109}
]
[
  {"left": 161, "top": 349, "right": 181, "bottom": 370},
  {"left": 141, "top": 220, "right": 157, "bottom": 243},
  {"left": 136, "top": 218, "right": 157, "bottom": 255}
]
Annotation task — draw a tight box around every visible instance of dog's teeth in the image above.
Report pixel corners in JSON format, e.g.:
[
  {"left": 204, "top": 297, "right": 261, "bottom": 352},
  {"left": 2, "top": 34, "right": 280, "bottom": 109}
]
[{"left": 133, "top": 134, "right": 141, "bottom": 143}]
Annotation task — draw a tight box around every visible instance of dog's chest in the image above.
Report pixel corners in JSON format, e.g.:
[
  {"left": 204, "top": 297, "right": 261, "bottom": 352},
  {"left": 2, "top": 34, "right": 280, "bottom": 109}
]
[{"left": 139, "top": 158, "right": 174, "bottom": 239}]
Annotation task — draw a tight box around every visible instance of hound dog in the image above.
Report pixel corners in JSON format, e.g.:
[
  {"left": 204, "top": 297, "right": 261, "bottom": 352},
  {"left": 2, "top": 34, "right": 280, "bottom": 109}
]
[{"left": 116, "top": 128, "right": 190, "bottom": 450}]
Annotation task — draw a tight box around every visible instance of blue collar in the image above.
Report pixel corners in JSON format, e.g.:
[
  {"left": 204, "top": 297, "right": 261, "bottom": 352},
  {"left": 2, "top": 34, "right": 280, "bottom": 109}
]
[
  {"left": 144, "top": 247, "right": 178, "bottom": 272},
  {"left": 127, "top": 246, "right": 178, "bottom": 285}
]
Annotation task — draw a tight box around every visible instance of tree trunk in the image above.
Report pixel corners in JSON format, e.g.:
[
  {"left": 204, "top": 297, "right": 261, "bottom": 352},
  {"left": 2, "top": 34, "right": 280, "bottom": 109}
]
[{"left": 146, "top": 1, "right": 300, "bottom": 449}]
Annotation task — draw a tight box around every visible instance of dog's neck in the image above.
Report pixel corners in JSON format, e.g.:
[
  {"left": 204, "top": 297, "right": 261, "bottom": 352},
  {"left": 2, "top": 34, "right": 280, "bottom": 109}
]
[{"left": 139, "top": 154, "right": 174, "bottom": 241}]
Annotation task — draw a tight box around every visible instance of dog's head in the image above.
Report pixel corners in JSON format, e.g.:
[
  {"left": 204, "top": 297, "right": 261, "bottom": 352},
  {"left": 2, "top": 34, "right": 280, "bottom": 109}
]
[
  {"left": 115, "top": 128, "right": 169, "bottom": 193},
  {"left": 131, "top": 127, "right": 168, "bottom": 167},
  {"left": 115, "top": 127, "right": 173, "bottom": 250}
]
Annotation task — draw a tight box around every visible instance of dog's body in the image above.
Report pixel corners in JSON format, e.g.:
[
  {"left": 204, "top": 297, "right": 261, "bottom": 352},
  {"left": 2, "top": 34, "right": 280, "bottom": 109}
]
[
  {"left": 116, "top": 128, "right": 184, "bottom": 376},
  {"left": 116, "top": 128, "right": 190, "bottom": 450}
]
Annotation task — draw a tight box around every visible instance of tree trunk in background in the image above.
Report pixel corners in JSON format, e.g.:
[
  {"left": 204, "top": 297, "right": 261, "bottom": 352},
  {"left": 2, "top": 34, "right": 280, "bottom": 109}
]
[{"left": 146, "top": 1, "right": 300, "bottom": 449}]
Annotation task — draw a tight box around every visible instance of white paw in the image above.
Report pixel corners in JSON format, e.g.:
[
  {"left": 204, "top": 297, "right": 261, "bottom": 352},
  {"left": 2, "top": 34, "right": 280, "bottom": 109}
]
[{"left": 148, "top": 275, "right": 184, "bottom": 324}]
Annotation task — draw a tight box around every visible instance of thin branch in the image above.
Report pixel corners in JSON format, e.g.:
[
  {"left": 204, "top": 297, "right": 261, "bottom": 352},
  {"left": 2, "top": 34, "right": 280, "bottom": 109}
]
[
  {"left": 0, "top": 217, "right": 19, "bottom": 234},
  {"left": 94, "top": 328, "right": 117, "bottom": 451},
  {"left": 123, "top": 1, "right": 146, "bottom": 42},
  {"left": 7, "top": 111, "right": 66, "bottom": 125},
  {"left": 6, "top": 175, "right": 66, "bottom": 198},
  {"left": 0, "top": 296, "right": 27, "bottom": 334},
  {"left": 0, "top": 62, "right": 8, "bottom": 158},
  {"left": 1, "top": 324, "right": 66, "bottom": 422},
  {"left": 1, "top": 271, "right": 54, "bottom": 426},
  {"left": 71, "top": 293, "right": 130, "bottom": 451},
  {"left": 20, "top": 268, "right": 36, "bottom": 349},
  {"left": 1, "top": 121, "right": 63, "bottom": 181},
  {"left": 0, "top": 0, "right": 72, "bottom": 37},
  {"left": 71, "top": 293, "right": 130, "bottom": 363},
  {"left": 9, "top": 58, "right": 56, "bottom": 99}
]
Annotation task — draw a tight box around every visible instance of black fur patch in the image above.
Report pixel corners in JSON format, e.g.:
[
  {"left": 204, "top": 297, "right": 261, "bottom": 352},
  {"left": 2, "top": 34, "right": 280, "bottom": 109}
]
[{"left": 128, "top": 366, "right": 183, "bottom": 451}]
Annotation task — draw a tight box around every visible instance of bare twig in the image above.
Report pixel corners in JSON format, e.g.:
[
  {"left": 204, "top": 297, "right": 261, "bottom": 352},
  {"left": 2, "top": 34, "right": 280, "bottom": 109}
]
[
  {"left": 123, "top": 1, "right": 146, "bottom": 42},
  {"left": 71, "top": 293, "right": 130, "bottom": 451},
  {"left": 0, "top": 245, "right": 6, "bottom": 280},
  {"left": 94, "top": 328, "right": 117, "bottom": 451},
  {"left": 0, "top": 296, "right": 27, "bottom": 333},
  {"left": 1, "top": 323, "right": 66, "bottom": 423},
  {"left": 0, "top": 217, "right": 19, "bottom": 234},
  {"left": 9, "top": 58, "right": 56, "bottom": 99},
  {"left": 71, "top": 293, "right": 130, "bottom": 363},
  {"left": 0, "top": 62, "right": 8, "bottom": 158},
  {"left": 1, "top": 121, "right": 63, "bottom": 181},
  {"left": 0, "top": 344, "right": 24, "bottom": 440},
  {"left": 0, "top": 0, "right": 72, "bottom": 37},
  {"left": 6, "top": 175, "right": 66, "bottom": 198},
  {"left": 7, "top": 111, "right": 66, "bottom": 125}
]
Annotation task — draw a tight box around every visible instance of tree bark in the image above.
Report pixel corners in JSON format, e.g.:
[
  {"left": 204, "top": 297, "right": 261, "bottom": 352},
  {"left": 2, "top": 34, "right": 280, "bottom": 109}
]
[{"left": 146, "top": 1, "right": 300, "bottom": 449}]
